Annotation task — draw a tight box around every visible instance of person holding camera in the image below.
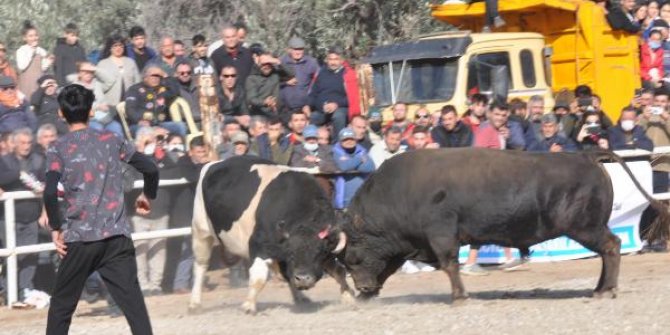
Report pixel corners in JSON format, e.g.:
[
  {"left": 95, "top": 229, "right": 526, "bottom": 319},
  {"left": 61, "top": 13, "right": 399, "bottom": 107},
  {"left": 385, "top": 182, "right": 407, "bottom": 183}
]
[{"left": 574, "top": 111, "right": 610, "bottom": 151}]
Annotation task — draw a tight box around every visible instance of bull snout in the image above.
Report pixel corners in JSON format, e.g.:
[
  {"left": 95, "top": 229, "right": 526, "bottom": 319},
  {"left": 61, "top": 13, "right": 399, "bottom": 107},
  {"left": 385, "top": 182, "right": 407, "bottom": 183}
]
[
  {"left": 357, "top": 286, "right": 380, "bottom": 294},
  {"left": 293, "top": 273, "right": 316, "bottom": 290}
]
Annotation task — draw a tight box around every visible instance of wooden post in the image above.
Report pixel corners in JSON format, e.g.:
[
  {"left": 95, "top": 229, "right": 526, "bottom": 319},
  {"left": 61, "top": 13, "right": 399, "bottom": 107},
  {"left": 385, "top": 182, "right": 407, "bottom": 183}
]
[{"left": 197, "top": 74, "right": 221, "bottom": 161}]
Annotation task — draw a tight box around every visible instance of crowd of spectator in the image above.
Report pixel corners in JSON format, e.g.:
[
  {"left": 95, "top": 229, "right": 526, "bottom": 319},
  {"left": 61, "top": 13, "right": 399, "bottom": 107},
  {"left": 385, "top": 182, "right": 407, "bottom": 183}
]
[{"left": 1, "top": 2, "right": 669, "bottom": 307}]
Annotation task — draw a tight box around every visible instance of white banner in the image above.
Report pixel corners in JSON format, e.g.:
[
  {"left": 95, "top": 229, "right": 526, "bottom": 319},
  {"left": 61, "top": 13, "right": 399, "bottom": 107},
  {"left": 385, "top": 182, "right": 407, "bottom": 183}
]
[{"left": 458, "top": 161, "right": 650, "bottom": 263}]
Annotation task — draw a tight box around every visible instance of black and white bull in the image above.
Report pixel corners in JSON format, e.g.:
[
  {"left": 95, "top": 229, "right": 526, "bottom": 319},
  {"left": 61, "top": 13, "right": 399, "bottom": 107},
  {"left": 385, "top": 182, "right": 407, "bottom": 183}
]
[
  {"left": 189, "top": 156, "right": 354, "bottom": 314},
  {"left": 338, "top": 149, "right": 667, "bottom": 301}
]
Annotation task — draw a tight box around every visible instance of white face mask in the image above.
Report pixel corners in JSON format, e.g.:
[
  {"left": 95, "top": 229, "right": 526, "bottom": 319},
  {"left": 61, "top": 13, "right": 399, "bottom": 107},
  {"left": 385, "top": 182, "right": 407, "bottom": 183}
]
[
  {"left": 303, "top": 142, "right": 319, "bottom": 152},
  {"left": 621, "top": 120, "right": 635, "bottom": 132},
  {"left": 168, "top": 144, "right": 185, "bottom": 152},
  {"left": 144, "top": 143, "right": 156, "bottom": 155}
]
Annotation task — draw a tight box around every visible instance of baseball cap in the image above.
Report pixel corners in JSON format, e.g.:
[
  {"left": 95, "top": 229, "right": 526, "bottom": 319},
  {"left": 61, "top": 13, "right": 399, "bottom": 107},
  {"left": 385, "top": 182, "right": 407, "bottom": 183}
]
[
  {"left": 37, "top": 74, "right": 56, "bottom": 86},
  {"left": 338, "top": 127, "right": 356, "bottom": 141},
  {"left": 303, "top": 125, "right": 318, "bottom": 139},
  {"left": 288, "top": 36, "right": 306, "bottom": 49},
  {"left": 0, "top": 75, "right": 15, "bottom": 88},
  {"left": 231, "top": 132, "right": 249, "bottom": 145},
  {"left": 368, "top": 108, "right": 382, "bottom": 120}
]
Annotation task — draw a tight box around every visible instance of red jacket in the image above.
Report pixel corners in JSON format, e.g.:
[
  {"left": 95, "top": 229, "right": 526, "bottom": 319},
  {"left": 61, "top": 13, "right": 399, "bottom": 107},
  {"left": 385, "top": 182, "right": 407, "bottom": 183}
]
[
  {"left": 343, "top": 62, "right": 361, "bottom": 120},
  {"left": 640, "top": 43, "right": 664, "bottom": 81}
]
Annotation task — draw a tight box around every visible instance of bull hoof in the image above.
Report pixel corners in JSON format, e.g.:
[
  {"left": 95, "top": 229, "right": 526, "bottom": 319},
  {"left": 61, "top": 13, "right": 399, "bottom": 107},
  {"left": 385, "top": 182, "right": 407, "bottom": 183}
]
[
  {"left": 593, "top": 289, "right": 617, "bottom": 299},
  {"left": 451, "top": 293, "right": 469, "bottom": 306},
  {"left": 340, "top": 290, "right": 356, "bottom": 304},
  {"left": 187, "top": 304, "right": 203, "bottom": 315},
  {"left": 241, "top": 301, "right": 257, "bottom": 315}
]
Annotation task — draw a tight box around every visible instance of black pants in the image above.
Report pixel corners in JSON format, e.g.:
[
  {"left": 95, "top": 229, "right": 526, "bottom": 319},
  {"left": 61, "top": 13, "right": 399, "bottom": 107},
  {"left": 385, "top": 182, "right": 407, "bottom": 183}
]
[{"left": 46, "top": 236, "right": 152, "bottom": 335}]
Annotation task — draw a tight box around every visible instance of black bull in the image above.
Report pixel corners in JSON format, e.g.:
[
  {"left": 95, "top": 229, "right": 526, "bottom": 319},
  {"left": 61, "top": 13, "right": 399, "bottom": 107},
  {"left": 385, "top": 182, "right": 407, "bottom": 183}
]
[{"left": 338, "top": 149, "right": 668, "bottom": 300}]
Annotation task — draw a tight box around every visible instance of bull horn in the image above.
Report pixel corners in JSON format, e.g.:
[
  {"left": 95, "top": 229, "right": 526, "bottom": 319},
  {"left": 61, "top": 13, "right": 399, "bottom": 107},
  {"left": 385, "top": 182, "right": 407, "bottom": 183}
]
[{"left": 332, "top": 232, "right": 347, "bottom": 254}]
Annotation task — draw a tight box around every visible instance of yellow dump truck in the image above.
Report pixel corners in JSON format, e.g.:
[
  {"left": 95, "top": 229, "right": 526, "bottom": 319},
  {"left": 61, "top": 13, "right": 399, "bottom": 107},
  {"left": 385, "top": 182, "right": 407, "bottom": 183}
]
[{"left": 363, "top": 0, "right": 640, "bottom": 122}]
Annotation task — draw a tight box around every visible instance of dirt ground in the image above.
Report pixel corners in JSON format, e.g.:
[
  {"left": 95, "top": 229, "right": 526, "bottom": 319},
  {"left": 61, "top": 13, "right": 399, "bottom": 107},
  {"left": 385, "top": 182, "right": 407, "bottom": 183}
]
[{"left": 1, "top": 252, "right": 668, "bottom": 335}]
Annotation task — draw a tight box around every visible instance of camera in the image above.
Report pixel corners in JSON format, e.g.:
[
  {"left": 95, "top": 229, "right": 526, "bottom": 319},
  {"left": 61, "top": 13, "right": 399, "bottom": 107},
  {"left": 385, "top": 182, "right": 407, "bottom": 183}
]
[
  {"left": 586, "top": 124, "right": 601, "bottom": 135},
  {"left": 651, "top": 106, "right": 664, "bottom": 115}
]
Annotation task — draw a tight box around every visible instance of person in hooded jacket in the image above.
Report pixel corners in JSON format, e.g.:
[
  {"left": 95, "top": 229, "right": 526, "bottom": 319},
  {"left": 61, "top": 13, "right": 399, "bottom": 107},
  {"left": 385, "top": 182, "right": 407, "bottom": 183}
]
[{"left": 52, "top": 23, "right": 86, "bottom": 86}]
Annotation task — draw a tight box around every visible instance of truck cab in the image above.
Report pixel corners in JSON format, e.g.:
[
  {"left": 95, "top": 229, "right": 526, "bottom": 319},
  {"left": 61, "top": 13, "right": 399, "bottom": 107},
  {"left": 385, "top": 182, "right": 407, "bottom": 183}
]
[{"left": 364, "top": 31, "right": 553, "bottom": 121}]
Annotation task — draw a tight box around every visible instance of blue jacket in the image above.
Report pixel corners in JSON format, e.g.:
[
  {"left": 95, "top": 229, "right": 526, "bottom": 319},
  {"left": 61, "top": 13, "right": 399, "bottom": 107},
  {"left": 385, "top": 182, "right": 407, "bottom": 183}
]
[
  {"left": 528, "top": 134, "right": 578, "bottom": 152},
  {"left": 332, "top": 143, "right": 375, "bottom": 209},
  {"left": 608, "top": 125, "right": 654, "bottom": 151},
  {"left": 0, "top": 101, "right": 37, "bottom": 134},
  {"left": 280, "top": 55, "right": 319, "bottom": 109}
]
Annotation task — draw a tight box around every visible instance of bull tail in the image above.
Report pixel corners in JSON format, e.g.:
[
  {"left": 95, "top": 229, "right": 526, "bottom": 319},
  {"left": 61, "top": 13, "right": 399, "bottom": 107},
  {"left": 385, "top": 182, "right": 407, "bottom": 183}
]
[{"left": 594, "top": 151, "right": 670, "bottom": 241}]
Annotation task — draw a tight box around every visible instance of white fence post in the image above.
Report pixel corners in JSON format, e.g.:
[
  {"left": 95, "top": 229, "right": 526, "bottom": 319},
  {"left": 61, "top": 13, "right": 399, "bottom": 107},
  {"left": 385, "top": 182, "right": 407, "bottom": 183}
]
[{"left": 4, "top": 197, "right": 18, "bottom": 307}]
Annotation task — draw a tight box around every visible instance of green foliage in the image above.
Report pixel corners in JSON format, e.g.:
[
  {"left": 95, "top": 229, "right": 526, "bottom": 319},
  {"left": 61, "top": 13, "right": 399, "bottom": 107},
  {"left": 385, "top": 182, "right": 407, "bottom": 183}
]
[{"left": 1, "top": 0, "right": 446, "bottom": 62}]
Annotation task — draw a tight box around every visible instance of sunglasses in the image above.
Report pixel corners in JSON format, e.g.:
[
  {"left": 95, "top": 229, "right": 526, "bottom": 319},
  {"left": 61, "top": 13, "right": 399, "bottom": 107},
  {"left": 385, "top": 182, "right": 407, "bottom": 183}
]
[
  {"left": 149, "top": 74, "right": 163, "bottom": 78},
  {"left": 222, "top": 74, "right": 237, "bottom": 78},
  {"left": 0, "top": 86, "right": 16, "bottom": 91},
  {"left": 177, "top": 71, "right": 192, "bottom": 76},
  {"left": 416, "top": 114, "right": 429, "bottom": 119}
]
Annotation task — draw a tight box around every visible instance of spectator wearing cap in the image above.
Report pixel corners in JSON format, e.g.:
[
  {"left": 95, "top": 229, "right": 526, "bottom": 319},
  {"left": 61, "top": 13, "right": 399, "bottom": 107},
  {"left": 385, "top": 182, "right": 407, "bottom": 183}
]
[
  {"left": 0, "top": 41, "right": 17, "bottom": 82},
  {"left": 368, "top": 126, "right": 408, "bottom": 169},
  {"left": 308, "top": 45, "right": 361, "bottom": 139},
  {"left": 210, "top": 23, "right": 255, "bottom": 84},
  {"left": 124, "top": 65, "right": 185, "bottom": 137},
  {"left": 528, "top": 114, "right": 578, "bottom": 152},
  {"left": 431, "top": 105, "right": 474, "bottom": 148},
  {"left": 642, "top": 29, "right": 665, "bottom": 88},
  {"left": 30, "top": 74, "right": 69, "bottom": 134},
  {"left": 290, "top": 124, "right": 336, "bottom": 172},
  {"left": 367, "top": 108, "right": 384, "bottom": 138},
  {"left": 217, "top": 65, "right": 249, "bottom": 126},
  {"left": 245, "top": 51, "right": 295, "bottom": 120},
  {"left": 221, "top": 131, "right": 255, "bottom": 160},
  {"left": 52, "top": 23, "right": 86, "bottom": 86},
  {"left": 280, "top": 36, "right": 320, "bottom": 115},
  {"left": 0, "top": 75, "right": 37, "bottom": 134},
  {"left": 332, "top": 127, "right": 375, "bottom": 209}
]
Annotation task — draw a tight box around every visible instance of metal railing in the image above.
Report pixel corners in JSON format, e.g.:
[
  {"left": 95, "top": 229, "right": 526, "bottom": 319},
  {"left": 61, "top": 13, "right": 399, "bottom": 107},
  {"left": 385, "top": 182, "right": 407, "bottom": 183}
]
[{"left": 0, "top": 178, "right": 192, "bottom": 308}]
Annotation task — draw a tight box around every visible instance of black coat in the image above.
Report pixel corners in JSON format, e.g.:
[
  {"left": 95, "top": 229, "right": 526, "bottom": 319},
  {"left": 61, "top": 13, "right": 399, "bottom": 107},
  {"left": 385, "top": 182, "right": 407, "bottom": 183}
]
[
  {"left": 53, "top": 38, "right": 86, "bottom": 86},
  {"left": 210, "top": 46, "right": 255, "bottom": 84},
  {"left": 0, "top": 152, "right": 46, "bottom": 223},
  {"left": 430, "top": 121, "right": 473, "bottom": 148}
]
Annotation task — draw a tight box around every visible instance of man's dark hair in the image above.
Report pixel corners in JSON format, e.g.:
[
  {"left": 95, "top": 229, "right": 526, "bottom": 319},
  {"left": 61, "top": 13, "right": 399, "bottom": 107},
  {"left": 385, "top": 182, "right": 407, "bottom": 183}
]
[
  {"left": 508, "top": 98, "right": 526, "bottom": 113},
  {"left": 385, "top": 126, "right": 403, "bottom": 137},
  {"left": 574, "top": 84, "right": 592, "bottom": 98},
  {"left": 57, "top": 84, "right": 94, "bottom": 124},
  {"left": 101, "top": 34, "right": 126, "bottom": 59},
  {"left": 223, "top": 118, "right": 240, "bottom": 126},
  {"left": 470, "top": 93, "right": 488, "bottom": 105},
  {"left": 64, "top": 23, "right": 79, "bottom": 35},
  {"left": 234, "top": 22, "right": 248, "bottom": 32},
  {"left": 268, "top": 116, "right": 282, "bottom": 126},
  {"left": 489, "top": 100, "right": 509, "bottom": 112},
  {"left": 129, "top": 26, "right": 146, "bottom": 39},
  {"left": 327, "top": 45, "right": 345, "bottom": 56},
  {"left": 249, "top": 43, "right": 265, "bottom": 56},
  {"left": 189, "top": 135, "right": 205, "bottom": 149},
  {"left": 655, "top": 87, "right": 670, "bottom": 97},
  {"left": 441, "top": 105, "right": 458, "bottom": 116},
  {"left": 290, "top": 109, "right": 306, "bottom": 120},
  {"left": 21, "top": 20, "right": 36, "bottom": 36},
  {"left": 192, "top": 34, "right": 206, "bottom": 46},
  {"left": 641, "top": 88, "right": 655, "bottom": 96},
  {"left": 174, "top": 39, "right": 184, "bottom": 47}
]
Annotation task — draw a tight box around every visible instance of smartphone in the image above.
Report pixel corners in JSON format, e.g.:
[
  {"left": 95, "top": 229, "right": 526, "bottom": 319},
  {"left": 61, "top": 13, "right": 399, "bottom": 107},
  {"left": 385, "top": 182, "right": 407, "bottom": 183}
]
[{"left": 586, "top": 125, "right": 602, "bottom": 135}]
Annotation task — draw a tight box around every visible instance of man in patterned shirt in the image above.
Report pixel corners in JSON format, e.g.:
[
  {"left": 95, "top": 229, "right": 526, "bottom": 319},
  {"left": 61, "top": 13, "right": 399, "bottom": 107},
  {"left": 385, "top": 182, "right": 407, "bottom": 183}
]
[{"left": 43, "top": 84, "right": 159, "bottom": 335}]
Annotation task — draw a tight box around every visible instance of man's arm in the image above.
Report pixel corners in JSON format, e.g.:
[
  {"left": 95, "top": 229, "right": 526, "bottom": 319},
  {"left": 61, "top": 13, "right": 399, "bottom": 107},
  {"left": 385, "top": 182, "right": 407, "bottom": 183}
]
[
  {"left": 128, "top": 152, "right": 159, "bottom": 199},
  {"left": 43, "top": 171, "right": 62, "bottom": 230}
]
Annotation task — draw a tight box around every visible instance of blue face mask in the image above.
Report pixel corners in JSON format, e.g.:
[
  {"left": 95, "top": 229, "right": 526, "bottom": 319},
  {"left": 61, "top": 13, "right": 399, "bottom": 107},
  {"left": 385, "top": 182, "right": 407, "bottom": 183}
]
[{"left": 650, "top": 41, "right": 662, "bottom": 50}]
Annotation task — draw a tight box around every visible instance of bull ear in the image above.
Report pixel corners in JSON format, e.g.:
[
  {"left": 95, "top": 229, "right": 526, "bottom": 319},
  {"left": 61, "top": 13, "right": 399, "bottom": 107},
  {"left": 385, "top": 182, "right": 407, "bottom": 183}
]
[{"left": 332, "top": 231, "right": 347, "bottom": 254}]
